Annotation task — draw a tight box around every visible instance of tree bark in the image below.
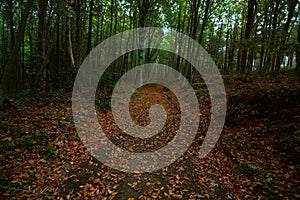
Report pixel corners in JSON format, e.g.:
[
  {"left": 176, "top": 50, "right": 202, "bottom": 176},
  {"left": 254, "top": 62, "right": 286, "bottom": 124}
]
[
  {"left": 35, "top": 1, "right": 65, "bottom": 85},
  {"left": 87, "top": 0, "right": 94, "bottom": 55},
  {"left": 8, "top": 0, "right": 15, "bottom": 50},
  {"left": 38, "top": 0, "right": 48, "bottom": 91},
  {"left": 199, "top": 0, "right": 211, "bottom": 44},
  {"left": 67, "top": 0, "right": 76, "bottom": 70},
  {"left": 240, "top": 0, "right": 256, "bottom": 73},
  {"left": 275, "top": 0, "right": 297, "bottom": 73},
  {"left": 296, "top": 21, "right": 300, "bottom": 81},
  {"left": 1, "top": 0, "right": 33, "bottom": 98}
]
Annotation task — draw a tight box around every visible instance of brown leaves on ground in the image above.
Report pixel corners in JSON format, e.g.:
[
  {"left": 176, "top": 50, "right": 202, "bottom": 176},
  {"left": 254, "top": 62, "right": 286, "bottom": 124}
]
[{"left": 0, "top": 71, "right": 300, "bottom": 199}]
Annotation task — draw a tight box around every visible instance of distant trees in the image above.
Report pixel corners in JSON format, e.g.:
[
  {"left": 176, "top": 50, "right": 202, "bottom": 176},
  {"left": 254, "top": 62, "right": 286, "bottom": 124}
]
[
  {"left": 240, "top": 0, "right": 256, "bottom": 74},
  {"left": 1, "top": 0, "right": 34, "bottom": 98},
  {"left": 0, "top": 0, "right": 299, "bottom": 101}
]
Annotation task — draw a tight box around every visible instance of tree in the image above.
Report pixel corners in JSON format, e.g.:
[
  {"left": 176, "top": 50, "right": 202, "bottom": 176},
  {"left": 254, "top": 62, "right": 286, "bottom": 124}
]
[
  {"left": 199, "top": 0, "right": 211, "bottom": 44},
  {"left": 67, "top": 0, "right": 76, "bottom": 70},
  {"left": 0, "top": 0, "right": 299, "bottom": 99},
  {"left": 38, "top": 0, "right": 48, "bottom": 90},
  {"left": 0, "top": 0, "right": 34, "bottom": 107},
  {"left": 274, "top": 0, "right": 297, "bottom": 73},
  {"left": 87, "top": 0, "right": 94, "bottom": 55},
  {"left": 296, "top": 23, "right": 300, "bottom": 81},
  {"left": 240, "top": 0, "right": 256, "bottom": 73}
]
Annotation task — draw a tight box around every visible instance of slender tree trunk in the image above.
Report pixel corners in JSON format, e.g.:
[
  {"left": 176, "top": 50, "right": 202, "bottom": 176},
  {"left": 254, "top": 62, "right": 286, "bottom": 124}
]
[
  {"left": 240, "top": 0, "right": 256, "bottom": 73},
  {"left": 275, "top": 0, "right": 297, "bottom": 73},
  {"left": 237, "top": 24, "right": 243, "bottom": 72},
  {"left": 28, "top": 26, "right": 34, "bottom": 88},
  {"left": 56, "top": 19, "right": 60, "bottom": 89},
  {"left": 96, "top": 10, "right": 100, "bottom": 45},
  {"left": 228, "top": 26, "right": 236, "bottom": 72},
  {"left": 296, "top": 22, "right": 300, "bottom": 81},
  {"left": 36, "top": 1, "right": 65, "bottom": 85},
  {"left": 199, "top": 0, "right": 210, "bottom": 44},
  {"left": 137, "top": 0, "right": 153, "bottom": 86},
  {"left": 224, "top": 23, "right": 230, "bottom": 73},
  {"left": 8, "top": 0, "right": 15, "bottom": 50},
  {"left": 110, "top": 0, "right": 114, "bottom": 37},
  {"left": 269, "top": 0, "right": 279, "bottom": 72},
  {"left": 1, "top": 18, "right": 8, "bottom": 73},
  {"left": 175, "top": 0, "right": 182, "bottom": 71},
  {"left": 288, "top": 54, "right": 293, "bottom": 68},
  {"left": 190, "top": 0, "right": 201, "bottom": 40},
  {"left": 87, "top": 0, "right": 94, "bottom": 55},
  {"left": 38, "top": 0, "right": 47, "bottom": 90},
  {"left": 67, "top": 0, "right": 76, "bottom": 70},
  {"left": 1, "top": 0, "right": 33, "bottom": 100},
  {"left": 75, "top": 0, "right": 82, "bottom": 68}
]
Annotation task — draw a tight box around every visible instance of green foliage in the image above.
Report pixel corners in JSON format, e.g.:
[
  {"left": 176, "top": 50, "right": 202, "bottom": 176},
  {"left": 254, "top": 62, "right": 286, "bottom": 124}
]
[
  {"left": 283, "top": 136, "right": 295, "bottom": 142},
  {"left": 234, "top": 160, "right": 261, "bottom": 180},
  {"left": 98, "top": 71, "right": 115, "bottom": 91},
  {"left": 39, "top": 145, "right": 59, "bottom": 159},
  {"left": 26, "top": 167, "right": 35, "bottom": 184},
  {"left": 239, "top": 164, "right": 261, "bottom": 177},
  {"left": 98, "top": 96, "right": 110, "bottom": 113},
  {"left": 21, "top": 137, "right": 35, "bottom": 146},
  {"left": 0, "top": 170, "right": 5, "bottom": 182},
  {"left": 131, "top": 92, "right": 141, "bottom": 98}
]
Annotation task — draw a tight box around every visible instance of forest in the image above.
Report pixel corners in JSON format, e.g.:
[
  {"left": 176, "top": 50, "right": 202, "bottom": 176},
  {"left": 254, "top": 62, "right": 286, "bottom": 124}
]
[{"left": 1, "top": 0, "right": 300, "bottom": 199}]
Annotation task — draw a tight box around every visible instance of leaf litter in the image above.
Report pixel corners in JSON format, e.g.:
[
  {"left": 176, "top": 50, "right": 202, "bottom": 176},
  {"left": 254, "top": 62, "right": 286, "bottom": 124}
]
[{"left": 0, "top": 71, "right": 300, "bottom": 199}]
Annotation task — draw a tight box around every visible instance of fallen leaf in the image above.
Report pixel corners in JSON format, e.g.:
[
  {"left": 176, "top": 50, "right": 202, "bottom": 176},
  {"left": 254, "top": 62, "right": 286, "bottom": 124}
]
[
  {"left": 284, "top": 173, "right": 290, "bottom": 179},
  {"left": 183, "top": 175, "right": 190, "bottom": 180}
]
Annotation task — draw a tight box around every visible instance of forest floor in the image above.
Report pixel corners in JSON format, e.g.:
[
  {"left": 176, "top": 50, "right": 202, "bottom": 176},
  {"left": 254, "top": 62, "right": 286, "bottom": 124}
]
[{"left": 1, "top": 70, "right": 300, "bottom": 199}]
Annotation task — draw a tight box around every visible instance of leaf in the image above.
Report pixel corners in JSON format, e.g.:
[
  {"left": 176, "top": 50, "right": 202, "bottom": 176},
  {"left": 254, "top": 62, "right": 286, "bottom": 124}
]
[
  {"left": 146, "top": 182, "right": 151, "bottom": 187},
  {"left": 294, "top": 194, "right": 300, "bottom": 198},
  {"left": 183, "top": 175, "right": 190, "bottom": 180},
  {"left": 284, "top": 173, "right": 290, "bottom": 179},
  {"left": 128, "top": 146, "right": 134, "bottom": 152}
]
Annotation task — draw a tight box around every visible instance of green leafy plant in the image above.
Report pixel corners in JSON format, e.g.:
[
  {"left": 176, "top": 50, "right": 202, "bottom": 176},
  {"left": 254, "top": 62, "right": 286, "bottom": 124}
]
[
  {"left": 21, "top": 138, "right": 35, "bottom": 145},
  {"left": 239, "top": 163, "right": 261, "bottom": 180},
  {"left": 98, "top": 96, "right": 110, "bottom": 113},
  {"left": 39, "top": 145, "right": 58, "bottom": 159},
  {"left": 26, "top": 168, "right": 35, "bottom": 184},
  {"left": 0, "top": 170, "right": 5, "bottom": 183}
]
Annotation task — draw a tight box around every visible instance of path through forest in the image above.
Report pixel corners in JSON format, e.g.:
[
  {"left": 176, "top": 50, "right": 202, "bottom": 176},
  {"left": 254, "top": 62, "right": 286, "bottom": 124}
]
[{"left": 1, "top": 71, "right": 300, "bottom": 199}]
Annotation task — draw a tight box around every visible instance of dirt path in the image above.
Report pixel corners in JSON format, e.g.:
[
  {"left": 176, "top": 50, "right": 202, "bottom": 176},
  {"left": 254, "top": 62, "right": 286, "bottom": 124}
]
[{"left": 1, "top": 72, "right": 300, "bottom": 199}]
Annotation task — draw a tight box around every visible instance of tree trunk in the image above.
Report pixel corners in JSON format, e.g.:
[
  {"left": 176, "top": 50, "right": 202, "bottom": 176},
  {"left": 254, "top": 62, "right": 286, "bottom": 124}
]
[
  {"left": 67, "top": 0, "right": 76, "bottom": 70},
  {"left": 240, "top": 0, "right": 256, "bottom": 73},
  {"left": 8, "top": 0, "right": 15, "bottom": 50},
  {"left": 75, "top": 0, "right": 83, "bottom": 68},
  {"left": 296, "top": 22, "right": 300, "bottom": 81},
  {"left": 1, "top": 0, "right": 33, "bottom": 99},
  {"left": 224, "top": 22, "right": 230, "bottom": 73},
  {"left": 199, "top": 0, "right": 211, "bottom": 44},
  {"left": 87, "top": 0, "right": 94, "bottom": 55},
  {"left": 35, "top": 1, "right": 65, "bottom": 86},
  {"left": 38, "top": 0, "right": 48, "bottom": 91},
  {"left": 275, "top": 0, "right": 297, "bottom": 73}
]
